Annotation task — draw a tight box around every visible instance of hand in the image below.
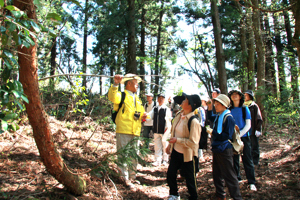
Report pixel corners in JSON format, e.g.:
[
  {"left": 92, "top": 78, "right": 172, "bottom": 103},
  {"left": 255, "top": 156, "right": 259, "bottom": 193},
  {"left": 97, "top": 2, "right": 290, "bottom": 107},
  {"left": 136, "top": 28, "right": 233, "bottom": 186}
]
[
  {"left": 142, "top": 112, "right": 148, "bottom": 120},
  {"left": 207, "top": 100, "right": 213, "bottom": 110},
  {"left": 169, "top": 137, "right": 177, "bottom": 144},
  {"left": 166, "top": 144, "right": 171, "bottom": 154},
  {"left": 255, "top": 130, "right": 262, "bottom": 137},
  {"left": 206, "top": 127, "right": 213, "bottom": 135},
  {"left": 114, "top": 74, "right": 123, "bottom": 85}
]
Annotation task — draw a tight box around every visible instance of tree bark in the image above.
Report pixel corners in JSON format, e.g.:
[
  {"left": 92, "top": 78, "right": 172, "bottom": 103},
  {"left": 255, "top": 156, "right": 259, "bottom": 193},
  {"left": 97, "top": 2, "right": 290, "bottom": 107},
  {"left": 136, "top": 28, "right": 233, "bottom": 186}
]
[
  {"left": 262, "top": 8, "right": 276, "bottom": 97},
  {"left": 82, "top": 0, "right": 89, "bottom": 89},
  {"left": 283, "top": 0, "right": 299, "bottom": 101},
  {"left": 246, "top": 8, "right": 255, "bottom": 90},
  {"left": 139, "top": 1, "right": 146, "bottom": 101},
  {"left": 50, "top": 38, "right": 57, "bottom": 91},
  {"left": 252, "top": 0, "right": 265, "bottom": 119},
  {"left": 211, "top": 0, "right": 227, "bottom": 94},
  {"left": 290, "top": 0, "right": 300, "bottom": 66},
  {"left": 273, "top": 13, "right": 287, "bottom": 103},
  {"left": 126, "top": 0, "right": 137, "bottom": 74},
  {"left": 14, "top": 0, "right": 86, "bottom": 195},
  {"left": 154, "top": 0, "right": 164, "bottom": 96}
]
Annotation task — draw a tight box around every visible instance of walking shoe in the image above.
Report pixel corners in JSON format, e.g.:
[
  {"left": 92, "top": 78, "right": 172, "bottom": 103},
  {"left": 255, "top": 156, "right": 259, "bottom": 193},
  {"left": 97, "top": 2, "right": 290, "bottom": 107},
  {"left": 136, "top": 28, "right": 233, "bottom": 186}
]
[
  {"left": 167, "top": 195, "right": 180, "bottom": 200},
  {"left": 152, "top": 161, "right": 161, "bottom": 167},
  {"left": 162, "top": 161, "right": 168, "bottom": 166},
  {"left": 249, "top": 184, "right": 257, "bottom": 191}
]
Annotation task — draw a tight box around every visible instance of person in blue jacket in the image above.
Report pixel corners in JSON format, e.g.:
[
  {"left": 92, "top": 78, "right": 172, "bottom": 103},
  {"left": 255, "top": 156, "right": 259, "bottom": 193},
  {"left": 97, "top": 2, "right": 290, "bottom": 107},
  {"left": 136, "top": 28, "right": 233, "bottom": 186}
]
[
  {"left": 206, "top": 94, "right": 242, "bottom": 200},
  {"left": 228, "top": 90, "right": 257, "bottom": 191}
]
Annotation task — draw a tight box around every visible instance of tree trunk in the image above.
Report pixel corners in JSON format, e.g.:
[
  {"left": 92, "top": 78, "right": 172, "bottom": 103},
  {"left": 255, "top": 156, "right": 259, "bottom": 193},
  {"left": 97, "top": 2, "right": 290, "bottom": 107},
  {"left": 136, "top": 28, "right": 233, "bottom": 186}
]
[
  {"left": 82, "top": 0, "right": 88, "bottom": 89},
  {"left": 154, "top": 0, "right": 164, "bottom": 96},
  {"left": 263, "top": 10, "right": 276, "bottom": 97},
  {"left": 273, "top": 13, "right": 287, "bottom": 103},
  {"left": 126, "top": 0, "right": 137, "bottom": 74},
  {"left": 50, "top": 38, "right": 57, "bottom": 92},
  {"left": 290, "top": 0, "right": 300, "bottom": 66},
  {"left": 246, "top": 8, "right": 255, "bottom": 90},
  {"left": 211, "top": 0, "right": 227, "bottom": 94},
  {"left": 252, "top": 0, "right": 265, "bottom": 120},
  {"left": 139, "top": 2, "right": 146, "bottom": 101},
  {"left": 283, "top": 0, "right": 299, "bottom": 101},
  {"left": 15, "top": 0, "right": 86, "bottom": 195}
]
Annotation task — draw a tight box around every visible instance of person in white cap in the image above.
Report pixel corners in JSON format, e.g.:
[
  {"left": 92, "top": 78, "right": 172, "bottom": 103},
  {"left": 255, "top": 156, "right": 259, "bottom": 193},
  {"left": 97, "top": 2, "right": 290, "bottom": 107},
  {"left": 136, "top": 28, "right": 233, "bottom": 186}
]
[
  {"left": 143, "top": 93, "right": 156, "bottom": 148},
  {"left": 108, "top": 74, "right": 147, "bottom": 189},
  {"left": 206, "top": 94, "right": 242, "bottom": 200},
  {"left": 146, "top": 93, "right": 172, "bottom": 167}
]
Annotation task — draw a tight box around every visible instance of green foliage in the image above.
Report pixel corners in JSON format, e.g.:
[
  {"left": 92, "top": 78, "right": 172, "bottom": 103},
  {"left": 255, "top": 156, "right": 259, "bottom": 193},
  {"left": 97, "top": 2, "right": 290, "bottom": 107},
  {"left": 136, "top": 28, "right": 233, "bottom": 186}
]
[
  {"left": 264, "top": 95, "right": 300, "bottom": 127},
  {"left": 71, "top": 79, "right": 89, "bottom": 115}
]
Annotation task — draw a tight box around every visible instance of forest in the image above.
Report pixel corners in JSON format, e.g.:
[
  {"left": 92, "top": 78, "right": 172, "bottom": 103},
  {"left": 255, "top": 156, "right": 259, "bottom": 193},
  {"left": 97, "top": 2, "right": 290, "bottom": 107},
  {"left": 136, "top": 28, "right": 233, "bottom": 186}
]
[{"left": 0, "top": 0, "right": 299, "bottom": 199}]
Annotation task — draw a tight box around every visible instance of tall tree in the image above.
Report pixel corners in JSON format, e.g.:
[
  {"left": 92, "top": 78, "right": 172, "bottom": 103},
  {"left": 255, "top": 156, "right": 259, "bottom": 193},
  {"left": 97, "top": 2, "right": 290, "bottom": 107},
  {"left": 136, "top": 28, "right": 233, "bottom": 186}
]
[
  {"left": 126, "top": 0, "right": 137, "bottom": 73},
  {"left": 82, "top": 0, "right": 89, "bottom": 88},
  {"left": 154, "top": 0, "right": 164, "bottom": 96},
  {"left": 211, "top": 0, "right": 227, "bottom": 94},
  {"left": 14, "top": 0, "right": 86, "bottom": 195},
  {"left": 251, "top": 0, "right": 266, "bottom": 119},
  {"left": 50, "top": 37, "right": 57, "bottom": 92}
]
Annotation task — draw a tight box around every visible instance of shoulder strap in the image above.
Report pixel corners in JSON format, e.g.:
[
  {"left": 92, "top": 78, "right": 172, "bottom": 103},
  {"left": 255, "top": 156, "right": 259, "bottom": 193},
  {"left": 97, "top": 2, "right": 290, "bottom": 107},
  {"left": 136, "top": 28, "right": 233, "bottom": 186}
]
[
  {"left": 145, "top": 102, "right": 148, "bottom": 108},
  {"left": 188, "top": 115, "right": 197, "bottom": 133},
  {"left": 223, "top": 113, "right": 232, "bottom": 125},
  {"left": 242, "top": 105, "right": 246, "bottom": 121},
  {"left": 154, "top": 101, "right": 156, "bottom": 107},
  {"left": 118, "top": 92, "right": 126, "bottom": 111}
]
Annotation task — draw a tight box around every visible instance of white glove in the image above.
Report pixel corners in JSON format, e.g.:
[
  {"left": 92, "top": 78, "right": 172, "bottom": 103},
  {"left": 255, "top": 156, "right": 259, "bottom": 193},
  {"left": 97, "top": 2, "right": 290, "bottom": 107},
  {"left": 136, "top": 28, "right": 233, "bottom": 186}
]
[{"left": 255, "top": 131, "right": 262, "bottom": 137}]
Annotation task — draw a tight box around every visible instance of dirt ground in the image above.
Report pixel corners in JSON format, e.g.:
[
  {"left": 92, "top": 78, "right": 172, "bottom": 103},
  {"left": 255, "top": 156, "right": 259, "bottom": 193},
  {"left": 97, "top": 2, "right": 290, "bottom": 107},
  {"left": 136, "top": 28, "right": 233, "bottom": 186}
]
[{"left": 0, "top": 116, "right": 299, "bottom": 200}]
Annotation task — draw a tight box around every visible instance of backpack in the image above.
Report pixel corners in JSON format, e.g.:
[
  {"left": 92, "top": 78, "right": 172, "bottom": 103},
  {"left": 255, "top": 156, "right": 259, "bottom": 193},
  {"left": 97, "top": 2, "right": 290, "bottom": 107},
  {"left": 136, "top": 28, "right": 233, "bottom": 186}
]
[
  {"left": 111, "top": 92, "right": 126, "bottom": 124},
  {"left": 187, "top": 115, "right": 200, "bottom": 173},
  {"left": 223, "top": 114, "right": 244, "bottom": 155}
]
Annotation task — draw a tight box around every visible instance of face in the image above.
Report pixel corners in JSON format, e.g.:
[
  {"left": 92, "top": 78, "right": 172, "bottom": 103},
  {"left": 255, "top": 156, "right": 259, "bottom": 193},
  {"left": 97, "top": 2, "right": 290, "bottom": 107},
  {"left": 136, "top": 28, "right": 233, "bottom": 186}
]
[
  {"left": 244, "top": 93, "right": 251, "bottom": 101},
  {"left": 230, "top": 92, "right": 241, "bottom": 102},
  {"left": 214, "top": 101, "right": 226, "bottom": 113},
  {"left": 181, "top": 97, "right": 192, "bottom": 111},
  {"left": 157, "top": 96, "right": 165, "bottom": 105},
  {"left": 212, "top": 91, "right": 219, "bottom": 99},
  {"left": 127, "top": 79, "right": 138, "bottom": 93},
  {"left": 146, "top": 96, "right": 153, "bottom": 103},
  {"left": 201, "top": 100, "right": 207, "bottom": 106}
]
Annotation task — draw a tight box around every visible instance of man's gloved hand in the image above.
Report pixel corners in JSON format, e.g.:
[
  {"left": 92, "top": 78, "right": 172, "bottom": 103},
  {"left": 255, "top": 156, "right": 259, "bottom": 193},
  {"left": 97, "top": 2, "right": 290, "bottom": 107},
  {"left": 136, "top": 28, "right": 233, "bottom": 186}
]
[{"left": 255, "top": 130, "right": 262, "bottom": 137}]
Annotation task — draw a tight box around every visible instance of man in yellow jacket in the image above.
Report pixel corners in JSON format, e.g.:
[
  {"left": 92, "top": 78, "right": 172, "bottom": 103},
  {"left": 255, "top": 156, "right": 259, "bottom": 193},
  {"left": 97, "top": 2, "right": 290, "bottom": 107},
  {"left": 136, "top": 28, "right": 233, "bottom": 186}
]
[{"left": 108, "top": 74, "right": 146, "bottom": 189}]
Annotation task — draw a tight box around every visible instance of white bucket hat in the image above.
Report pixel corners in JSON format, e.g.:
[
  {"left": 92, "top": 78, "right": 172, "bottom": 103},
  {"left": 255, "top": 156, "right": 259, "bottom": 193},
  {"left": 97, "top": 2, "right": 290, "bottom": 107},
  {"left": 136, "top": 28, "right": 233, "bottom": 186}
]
[{"left": 214, "top": 94, "right": 230, "bottom": 108}]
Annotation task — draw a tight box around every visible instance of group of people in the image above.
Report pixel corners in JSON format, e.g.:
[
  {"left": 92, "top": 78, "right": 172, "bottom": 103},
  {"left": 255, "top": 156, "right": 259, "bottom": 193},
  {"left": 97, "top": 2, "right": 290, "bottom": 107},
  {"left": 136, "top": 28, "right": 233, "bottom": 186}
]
[{"left": 108, "top": 74, "right": 263, "bottom": 200}]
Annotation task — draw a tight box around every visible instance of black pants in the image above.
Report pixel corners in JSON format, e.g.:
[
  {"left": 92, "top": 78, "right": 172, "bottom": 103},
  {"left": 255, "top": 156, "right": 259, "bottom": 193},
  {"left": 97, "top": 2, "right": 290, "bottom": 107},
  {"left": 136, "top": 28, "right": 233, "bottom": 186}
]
[
  {"left": 167, "top": 150, "right": 197, "bottom": 200},
  {"left": 250, "top": 134, "right": 260, "bottom": 165},
  {"left": 233, "top": 136, "right": 256, "bottom": 184},
  {"left": 213, "top": 148, "right": 242, "bottom": 200}
]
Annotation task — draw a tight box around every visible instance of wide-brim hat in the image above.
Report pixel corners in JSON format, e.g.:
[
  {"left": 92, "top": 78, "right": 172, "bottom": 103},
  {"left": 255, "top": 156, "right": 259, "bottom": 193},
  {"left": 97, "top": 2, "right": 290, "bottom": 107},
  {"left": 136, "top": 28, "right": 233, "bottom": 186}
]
[
  {"left": 244, "top": 90, "right": 254, "bottom": 100},
  {"left": 212, "top": 88, "right": 221, "bottom": 94},
  {"left": 228, "top": 89, "right": 245, "bottom": 100},
  {"left": 173, "top": 93, "right": 201, "bottom": 111},
  {"left": 120, "top": 73, "right": 142, "bottom": 84},
  {"left": 214, "top": 94, "right": 231, "bottom": 108}
]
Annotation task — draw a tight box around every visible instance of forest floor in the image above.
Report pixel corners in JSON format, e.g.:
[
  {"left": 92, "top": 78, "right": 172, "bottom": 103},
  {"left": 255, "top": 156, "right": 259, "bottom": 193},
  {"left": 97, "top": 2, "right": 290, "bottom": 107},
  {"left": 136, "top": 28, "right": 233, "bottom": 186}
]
[{"left": 0, "top": 116, "right": 299, "bottom": 200}]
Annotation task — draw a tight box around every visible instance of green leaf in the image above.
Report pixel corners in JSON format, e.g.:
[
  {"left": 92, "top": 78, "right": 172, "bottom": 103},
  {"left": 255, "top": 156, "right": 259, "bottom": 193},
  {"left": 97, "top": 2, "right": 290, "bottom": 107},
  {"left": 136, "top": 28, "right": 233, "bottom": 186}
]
[
  {"left": 15, "top": 100, "right": 24, "bottom": 110},
  {"left": 0, "top": 0, "right": 4, "bottom": 7},
  {"left": 12, "top": 90, "right": 21, "bottom": 98},
  {"left": 4, "top": 113, "right": 17, "bottom": 120},
  {"left": 7, "top": 82, "right": 15, "bottom": 90},
  {"left": 48, "top": 29, "right": 57, "bottom": 37},
  {"left": 12, "top": 31, "right": 21, "bottom": 45},
  {"left": 0, "top": 26, "right": 6, "bottom": 33},
  {"left": 21, "top": 94, "right": 29, "bottom": 103},
  {"left": 1, "top": 67, "right": 11, "bottom": 82},
  {"left": 5, "top": 5, "right": 19, "bottom": 11},
  {"left": 33, "top": 0, "right": 43, "bottom": 10},
  {"left": 3, "top": 57, "right": 13, "bottom": 70},
  {"left": 46, "top": 13, "right": 62, "bottom": 22},
  {"left": 1, "top": 34, "right": 8, "bottom": 45},
  {"left": 10, "top": 10, "right": 24, "bottom": 18},
  {"left": 1, "top": 120, "right": 8, "bottom": 131},
  {"left": 3, "top": 50, "right": 13, "bottom": 58},
  {"left": 7, "top": 22, "right": 17, "bottom": 32},
  {"left": 30, "top": 21, "right": 40, "bottom": 33}
]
